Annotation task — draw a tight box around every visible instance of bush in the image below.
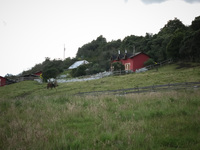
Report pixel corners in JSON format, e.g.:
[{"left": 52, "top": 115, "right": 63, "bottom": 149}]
[
  {"left": 86, "top": 63, "right": 102, "bottom": 75},
  {"left": 42, "top": 68, "right": 59, "bottom": 82},
  {"left": 144, "top": 58, "right": 155, "bottom": 66},
  {"left": 112, "top": 62, "right": 125, "bottom": 71},
  {"left": 70, "top": 65, "right": 87, "bottom": 77}
]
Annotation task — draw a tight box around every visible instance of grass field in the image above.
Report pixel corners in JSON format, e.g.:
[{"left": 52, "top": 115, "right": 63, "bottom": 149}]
[{"left": 0, "top": 63, "right": 200, "bottom": 149}]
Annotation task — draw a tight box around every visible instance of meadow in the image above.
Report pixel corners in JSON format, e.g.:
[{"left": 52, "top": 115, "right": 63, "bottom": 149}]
[{"left": 0, "top": 63, "right": 200, "bottom": 149}]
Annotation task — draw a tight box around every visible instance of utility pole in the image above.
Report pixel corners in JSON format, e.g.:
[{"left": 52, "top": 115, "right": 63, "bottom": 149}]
[{"left": 63, "top": 44, "right": 66, "bottom": 60}]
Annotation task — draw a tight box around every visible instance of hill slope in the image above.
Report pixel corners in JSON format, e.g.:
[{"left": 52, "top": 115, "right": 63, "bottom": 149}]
[{"left": 0, "top": 63, "right": 200, "bottom": 149}]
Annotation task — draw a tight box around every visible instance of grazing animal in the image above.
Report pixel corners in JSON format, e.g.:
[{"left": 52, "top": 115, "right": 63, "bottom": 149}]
[{"left": 47, "top": 79, "right": 58, "bottom": 89}]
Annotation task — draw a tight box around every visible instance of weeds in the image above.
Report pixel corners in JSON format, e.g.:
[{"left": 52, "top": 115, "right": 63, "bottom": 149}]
[{"left": 0, "top": 64, "right": 200, "bottom": 149}]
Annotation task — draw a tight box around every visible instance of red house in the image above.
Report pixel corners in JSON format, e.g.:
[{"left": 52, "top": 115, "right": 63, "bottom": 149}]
[
  {"left": 111, "top": 52, "right": 150, "bottom": 72},
  {"left": 34, "top": 71, "right": 42, "bottom": 76},
  {"left": 0, "top": 76, "right": 6, "bottom": 87}
]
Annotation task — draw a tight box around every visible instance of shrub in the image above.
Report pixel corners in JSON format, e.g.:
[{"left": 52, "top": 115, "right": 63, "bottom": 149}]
[
  {"left": 70, "top": 65, "right": 87, "bottom": 77},
  {"left": 112, "top": 62, "right": 125, "bottom": 71},
  {"left": 144, "top": 58, "right": 155, "bottom": 66},
  {"left": 42, "top": 68, "right": 59, "bottom": 82}
]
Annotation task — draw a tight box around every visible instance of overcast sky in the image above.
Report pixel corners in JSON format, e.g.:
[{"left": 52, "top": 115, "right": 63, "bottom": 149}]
[{"left": 0, "top": 0, "right": 200, "bottom": 76}]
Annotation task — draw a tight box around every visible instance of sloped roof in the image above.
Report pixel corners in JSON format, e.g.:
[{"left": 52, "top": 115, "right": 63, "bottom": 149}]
[
  {"left": 111, "top": 54, "right": 124, "bottom": 61},
  {"left": 111, "top": 52, "right": 150, "bottom": 61},
  {"left": 68, "top": 60, "right": 89, "bottom": 69}
]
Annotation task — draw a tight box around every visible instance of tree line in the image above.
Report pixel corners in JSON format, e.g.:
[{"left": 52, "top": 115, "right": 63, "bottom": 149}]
[{"left": 22, "top": 16, "right": 200, "bottom": 79}]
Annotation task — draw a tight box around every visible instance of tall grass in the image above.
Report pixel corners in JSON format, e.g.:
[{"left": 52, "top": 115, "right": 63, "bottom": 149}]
[
  {"left": 0, "top": 63, "right": 200, "bottom": 149},
  {"left": 0, "top": 90, "right": 200, "bottom": 149}
]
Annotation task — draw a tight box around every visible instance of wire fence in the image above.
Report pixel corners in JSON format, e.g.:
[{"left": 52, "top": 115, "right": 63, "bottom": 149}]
[{"left": 75, "top": 82, "right": 200, "bottom": 96}]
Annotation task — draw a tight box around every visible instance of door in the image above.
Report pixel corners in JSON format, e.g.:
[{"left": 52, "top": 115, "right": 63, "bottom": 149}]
[{"left": 125, "top": 63, "right": 130, "bottom": 71}]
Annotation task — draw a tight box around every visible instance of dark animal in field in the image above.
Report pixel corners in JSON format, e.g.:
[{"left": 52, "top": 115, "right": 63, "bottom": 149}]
[{"left": 47, "top": 81, "right": 58, "bottom": 89}]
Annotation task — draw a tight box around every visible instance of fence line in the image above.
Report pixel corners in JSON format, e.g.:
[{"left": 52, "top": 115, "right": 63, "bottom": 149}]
[
  {"left": 75, "top": 82, "right": 200, "bottom": 96},
  {"left": 145, "top": 59, "right": 173, "bottom": 70},
  {"left": 111, "top": 59, "right": 173, "bottom": 76}
]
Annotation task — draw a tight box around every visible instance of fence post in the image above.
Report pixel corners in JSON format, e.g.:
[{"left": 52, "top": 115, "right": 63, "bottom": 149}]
[
  {"left": 137, "top": 86, "right": 139, "bottom": 93},
  {"left": 123, "top": 89, "right": 126, "bottom": 95},
  {"left": 152, "top": 84, "right": 155, "bottom": 92}
]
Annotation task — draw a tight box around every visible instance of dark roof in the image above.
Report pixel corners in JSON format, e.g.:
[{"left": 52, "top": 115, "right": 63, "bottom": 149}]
[
  {"left": 22, "top": 74, "right": 38, "bottom": 77},
  {"left": 122, "top": 53, "right": 133, "bottom": 59},
  {"left": 111, "top": 54, "right": 124, "bottom": 61},
  {"left": 111, "top": 52, "right": 149, "bottom": 61},
  {"left": 129, "top": 52, "right": 143, "bottom": 58},
  {"left": 34, "top": 71, "right": 42, "bottom": 74}
]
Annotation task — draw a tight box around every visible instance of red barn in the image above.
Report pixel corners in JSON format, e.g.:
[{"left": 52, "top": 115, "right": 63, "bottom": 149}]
[
  {"left": 34, "top": 71, "right": 42, "bottom": 76},
  {"left": 111, "top": 52, "right": 150, "bottom": 72},
  {"left": 0, "top": 76, "right": 6, "bottom": 87}
]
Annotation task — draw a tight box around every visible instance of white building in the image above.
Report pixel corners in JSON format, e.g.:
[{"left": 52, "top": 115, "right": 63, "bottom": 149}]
[{"left": 68, "top": 60, "right": 89, "bottom": 69}]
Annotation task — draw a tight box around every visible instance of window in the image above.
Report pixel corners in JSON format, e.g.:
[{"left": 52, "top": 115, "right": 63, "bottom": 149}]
[{"left": 125, "top": 63, "right": 130, "bottom": 71}]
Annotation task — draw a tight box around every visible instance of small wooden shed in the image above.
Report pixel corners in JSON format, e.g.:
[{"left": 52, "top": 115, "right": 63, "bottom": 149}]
[
  {"left": 34, "top": 71, "right": 42, "bottom": 76},
  {"left": 0, "top": 76, "right": 6, "bottom": 87}
]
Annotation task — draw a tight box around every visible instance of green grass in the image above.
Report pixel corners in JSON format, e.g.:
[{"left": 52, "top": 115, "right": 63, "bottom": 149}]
[{"left": 0, "top": 63, "right": 200, "bottom": 149}]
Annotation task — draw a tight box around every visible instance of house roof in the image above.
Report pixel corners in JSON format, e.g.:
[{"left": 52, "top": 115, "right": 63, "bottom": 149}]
[
  {"left": 111, "top": 52, "right": 149, "bottom": 61},
  {"left": 68, "top": 60, "right": 89, "bottom": 69},
  {"left": 22, "top": 74, "right": 38, "bottom": 77}
]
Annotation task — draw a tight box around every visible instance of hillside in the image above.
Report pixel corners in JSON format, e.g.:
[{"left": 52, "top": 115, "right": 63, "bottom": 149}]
[
  {"left": 20, "top": 16, "right": 200, "bottom": 78},
  {"left": 0, "top": 63, "right": 200, "bottom": 149},
  {"left": 1, "top": 63, "right": 200, "bottom": 97}
]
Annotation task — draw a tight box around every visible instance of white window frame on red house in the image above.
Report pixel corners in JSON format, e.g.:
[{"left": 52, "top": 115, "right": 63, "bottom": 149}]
[{"left": 125, "top": 63, "right": 131, "bottom": 71}]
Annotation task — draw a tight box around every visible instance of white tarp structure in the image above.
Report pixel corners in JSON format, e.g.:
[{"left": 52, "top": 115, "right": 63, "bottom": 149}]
[{"left": 68, "top": 60, "right": 89, "bottom": 69}]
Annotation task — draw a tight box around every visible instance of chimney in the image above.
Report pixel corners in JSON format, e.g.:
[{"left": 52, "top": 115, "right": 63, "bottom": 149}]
[
  {"left": 118, "top": 50, "right": 120, "bottom": 55},
  {"left": 133, "top": 45, "right": 135, "bottom": 56}
]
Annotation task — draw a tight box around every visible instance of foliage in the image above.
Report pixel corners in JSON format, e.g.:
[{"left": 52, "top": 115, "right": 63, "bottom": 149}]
[
  {"left": 22, "top": 57, "right": 77, "bottom": 76},
  {"left": 42, "top": 68, "right": 59, "bottom": 81},
  {"left": 112, "top": 62, "right": 125, "bottom": 71},
  {"left": 191, "top": 16, "right": 200, "bottom": 31},
  {"left": 180, "top": 30, "right": 200, "bottom": 61},
  {"left": 21, "top": 16, "right": 200, "bottom": 77},
  {"left": 166, "top": 31, "right": 184, "bottom": 60},
  {"left": 86, "top": 63, "right": 102, "bottom": 75},
  {"left": 144, "top": 58, "right": 155, "bottom": 66},
  {"left": 70, "top": 64, "right": 88, "bottom": 77}
]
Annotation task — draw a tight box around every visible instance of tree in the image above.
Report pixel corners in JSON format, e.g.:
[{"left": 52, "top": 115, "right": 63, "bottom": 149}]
[
  {"left": 180, "top": 30, "right": 200, "bottom": 61},
  {"left": 42, "top": 68, "right": 59, "bottom": 82},
  {"left": 112, "top": 62, "right": 125, "bottom": 71},
  {"left": 160, "top": 18, "right": 186, "bottom": 34},
  {"left": 70, "top": 65, "right": 87, "bottom": 77},
  {"left": 167, "top": 32, "right": 184, "bottom": 60},
  {"left": 144, "top": 58, "right": 155, "bottom": 66},
  {"left": 191, "top": 16, "right": 200, "bottom": 31}
]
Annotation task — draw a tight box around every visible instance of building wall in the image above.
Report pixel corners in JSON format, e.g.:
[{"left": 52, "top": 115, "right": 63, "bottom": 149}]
[
  {"left": 34, "top": 71, "right": 42, "bottom": 76},
  {"left": 132, "top": 54, "right": 149, "bottom": 71},
  {"left": 112, "top": 53, "right": 150, "bottom": 72},
  {"left": 0, "top": 76, "right": 6, "bottom": 86}
]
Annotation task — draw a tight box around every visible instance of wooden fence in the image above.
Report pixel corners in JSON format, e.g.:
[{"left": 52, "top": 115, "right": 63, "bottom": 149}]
[
  {"left": 112, "top": 70, "right": 133, "bottom": 76},
  {"left": 75, "top": 82, "right": 200, "bottom": 96},
  {"left": 111, "top": 59, "right": 173, "bottom": 76},
  {"left": 145, "top": 59, "right": 173, "bottom": 70}
]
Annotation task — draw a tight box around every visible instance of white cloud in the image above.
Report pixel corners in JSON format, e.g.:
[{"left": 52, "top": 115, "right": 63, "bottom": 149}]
[
  {"left": 136, "top": 0, "right": 200, "bottom": 4},
  {"left": 141, "top": 0, "right": 167, "bottom": 4},
  {"left": 184, "top": 0, "right": 200, "bottom": 3}
]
